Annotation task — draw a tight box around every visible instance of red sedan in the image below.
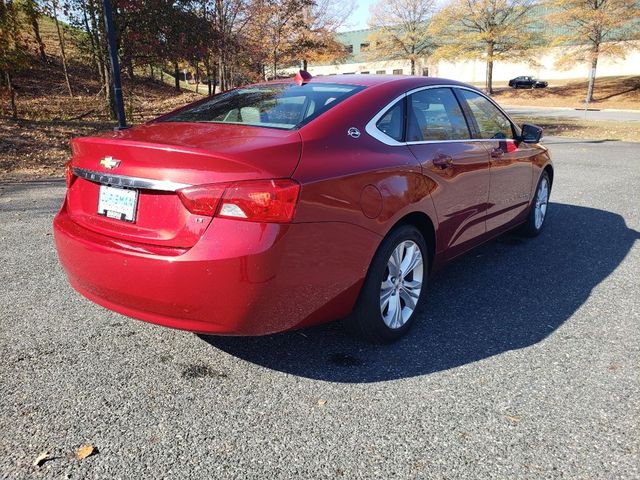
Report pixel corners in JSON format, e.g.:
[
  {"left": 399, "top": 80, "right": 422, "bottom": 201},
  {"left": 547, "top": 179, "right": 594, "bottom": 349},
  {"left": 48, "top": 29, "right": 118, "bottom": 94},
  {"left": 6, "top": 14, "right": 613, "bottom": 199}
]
[{"left": 54, "top": 74, "right": 552, "bottom": 343}]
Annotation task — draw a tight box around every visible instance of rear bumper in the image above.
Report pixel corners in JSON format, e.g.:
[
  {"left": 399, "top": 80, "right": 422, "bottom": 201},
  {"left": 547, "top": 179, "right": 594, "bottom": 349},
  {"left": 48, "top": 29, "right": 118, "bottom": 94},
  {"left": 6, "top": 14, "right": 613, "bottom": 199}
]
[{"left": 53, "top": 202, "right": 380, "bottom": 335}]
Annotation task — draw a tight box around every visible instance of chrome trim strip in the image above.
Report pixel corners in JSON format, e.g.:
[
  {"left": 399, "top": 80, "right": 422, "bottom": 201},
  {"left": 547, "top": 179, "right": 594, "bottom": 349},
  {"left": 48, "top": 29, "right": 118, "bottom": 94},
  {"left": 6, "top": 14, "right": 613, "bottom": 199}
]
[
  {"left": 365, "top": 84, "right": 520, "bottom": 147},
  {"left": 405, "top": 138, "right": 516, "bottom": 146},
  {"left": 73, "top": 167, "right": 190, "bottom": 191}
]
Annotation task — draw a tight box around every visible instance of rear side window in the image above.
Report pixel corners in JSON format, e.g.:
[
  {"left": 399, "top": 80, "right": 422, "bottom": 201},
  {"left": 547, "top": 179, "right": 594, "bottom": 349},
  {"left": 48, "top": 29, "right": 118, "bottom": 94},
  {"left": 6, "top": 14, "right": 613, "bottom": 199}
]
[
  {"left": 458, "top": 89, "right": 514, "bottom": 139},
  {"left": 407, "top": 88, "right": 470, "bottom": 141},
  {"left": 376, "top": 100, "right": 404, "bottom": 142},
  {"left": 161, "top": 83, "right": 364, "bottom": 130}
]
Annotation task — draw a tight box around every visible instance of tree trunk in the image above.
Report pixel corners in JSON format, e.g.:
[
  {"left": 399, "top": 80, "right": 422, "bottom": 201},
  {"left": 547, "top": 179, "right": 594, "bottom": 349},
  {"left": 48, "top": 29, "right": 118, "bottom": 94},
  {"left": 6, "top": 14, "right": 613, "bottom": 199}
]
[
  {"left": 194, "top": 63, "right": 200, "bottom": 94},
  {"left": 87, "top": 0, "right": 105, "bottom": 83},
  {"left": 586, "top": 51, "right": 599, "bottom": 103},
  {"left": 103, "top": 62, "right": 116, "bottom": 119},
  {"left": 173, "top": 62, "right": 180, "bottom": 91},
  {"left": 485, "top": 42, "right": 494, "bottom": 94},
  {"left": 302, "top": 59, "right": 308, "bottom": 71},
  {"left": 52, "top": 0, "right": 73, "bottom": 97},
  {"left": 30, "top": 16, "right": 47, "bottom": 62},
  {"left": 81, "top": 0, "right": 100, "bottom": 75},
  {"left": 410, "top": 59, "right": 415, "bottom": 76},
  {"left": 6, "top": 71, "right": 17, "bottom": 119},
  {"left": 218, "top": 54, "right": 225, "bottom": 92},
  {"left": 485, "top": 59, "right": 493, "bottom": 94},
  {"left": 125, "top": 56, "right": 134, "bottom": 80},
  {"left": 273, "top": 50, "right": 278, "bottom": 80},
  {"left": 205, "top": 61, "right": 212, "bottom": 96}
]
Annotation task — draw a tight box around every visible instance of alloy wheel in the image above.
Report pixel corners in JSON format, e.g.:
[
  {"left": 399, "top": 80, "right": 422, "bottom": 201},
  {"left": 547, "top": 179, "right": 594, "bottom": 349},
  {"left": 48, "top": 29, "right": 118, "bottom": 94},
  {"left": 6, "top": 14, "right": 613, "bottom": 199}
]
[
  {"left": 535, "top": 176, "right": 549, "bottom": 229},
  {"left": 380, "top": 240, "right": 424, "bottom": 329}
]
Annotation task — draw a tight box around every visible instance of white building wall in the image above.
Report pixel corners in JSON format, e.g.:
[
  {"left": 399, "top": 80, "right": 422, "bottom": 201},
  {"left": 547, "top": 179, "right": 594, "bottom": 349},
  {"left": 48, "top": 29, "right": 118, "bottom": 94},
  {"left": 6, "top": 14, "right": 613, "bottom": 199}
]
[
  {"left": 307, "top": 41, "right": 640, "bottom": 83},
  {"left": 308, "top": 58, "right": 430, "bottom": 77}
]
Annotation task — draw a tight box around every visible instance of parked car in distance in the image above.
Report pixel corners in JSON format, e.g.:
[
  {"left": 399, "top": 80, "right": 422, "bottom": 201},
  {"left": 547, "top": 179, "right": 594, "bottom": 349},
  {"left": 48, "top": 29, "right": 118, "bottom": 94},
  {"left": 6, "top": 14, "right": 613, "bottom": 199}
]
[
  {"left": 54, "top": 72, "right": 552, "bottom": 343},
  {"left": 509, "top": 76, "right": 548, "bottom": 88}
]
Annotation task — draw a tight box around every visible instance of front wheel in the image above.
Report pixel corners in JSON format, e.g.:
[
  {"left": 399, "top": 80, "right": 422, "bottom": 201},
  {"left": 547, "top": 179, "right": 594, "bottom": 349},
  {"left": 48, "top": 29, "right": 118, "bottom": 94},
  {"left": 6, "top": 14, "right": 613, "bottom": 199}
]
[
  {"left": 347, "top": 225, "right": 428, "bottom": 343},
  {"left": 520, "top": 171, "right": 551, "bottom": 237}
]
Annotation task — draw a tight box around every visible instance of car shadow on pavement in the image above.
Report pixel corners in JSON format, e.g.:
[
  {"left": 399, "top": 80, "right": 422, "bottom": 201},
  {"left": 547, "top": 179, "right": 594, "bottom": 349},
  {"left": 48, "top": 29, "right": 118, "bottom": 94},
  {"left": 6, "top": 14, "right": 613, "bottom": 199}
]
[{"left": 199, "top": 203, "right": 640, "bottom": 383}]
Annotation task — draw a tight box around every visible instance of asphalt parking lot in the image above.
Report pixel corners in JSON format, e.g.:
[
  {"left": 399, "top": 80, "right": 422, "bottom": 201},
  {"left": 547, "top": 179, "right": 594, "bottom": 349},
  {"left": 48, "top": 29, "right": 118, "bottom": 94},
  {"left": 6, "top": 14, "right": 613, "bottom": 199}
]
[{"left": 1, "top": 137, "right": 638, "bottom": 479}]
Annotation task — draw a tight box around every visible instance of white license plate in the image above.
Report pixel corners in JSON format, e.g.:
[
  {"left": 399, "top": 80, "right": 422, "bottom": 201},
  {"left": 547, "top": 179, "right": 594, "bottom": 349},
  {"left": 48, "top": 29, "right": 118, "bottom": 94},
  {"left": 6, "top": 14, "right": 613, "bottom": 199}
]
[{"left": 97, "top": 185, "right": 138, "bottom": 222}]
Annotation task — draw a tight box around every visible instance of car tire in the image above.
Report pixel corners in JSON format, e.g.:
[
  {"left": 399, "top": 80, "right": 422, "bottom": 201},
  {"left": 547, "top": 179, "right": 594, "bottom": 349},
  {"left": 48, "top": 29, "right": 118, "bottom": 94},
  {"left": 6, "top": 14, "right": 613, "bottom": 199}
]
[
  {"left": 347, "top": 225, "right": 429, "bottom": 343},
  {"left": 519, "top": 171, "right": 551, "bottom": 237}
]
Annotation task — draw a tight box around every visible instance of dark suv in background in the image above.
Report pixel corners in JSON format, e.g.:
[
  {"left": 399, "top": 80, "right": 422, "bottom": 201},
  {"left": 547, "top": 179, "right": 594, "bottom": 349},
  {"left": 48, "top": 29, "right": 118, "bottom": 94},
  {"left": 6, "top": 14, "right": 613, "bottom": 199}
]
[{"left": 508, "top": 76, "right": 548, "bottom": 89}]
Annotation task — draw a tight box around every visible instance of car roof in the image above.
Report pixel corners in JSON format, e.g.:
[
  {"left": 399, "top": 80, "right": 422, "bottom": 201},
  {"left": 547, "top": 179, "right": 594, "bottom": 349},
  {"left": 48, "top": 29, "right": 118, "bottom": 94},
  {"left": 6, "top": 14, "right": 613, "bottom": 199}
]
[{"left": 249, "top": 74, "right": 477, "bottom": 91}]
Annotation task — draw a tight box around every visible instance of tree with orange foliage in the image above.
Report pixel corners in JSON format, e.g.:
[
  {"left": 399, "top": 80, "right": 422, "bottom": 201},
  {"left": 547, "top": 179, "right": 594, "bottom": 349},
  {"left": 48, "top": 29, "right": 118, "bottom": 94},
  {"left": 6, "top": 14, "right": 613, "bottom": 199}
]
[{"left": 546, "top": 0, "right": 640, "bottom": 102}]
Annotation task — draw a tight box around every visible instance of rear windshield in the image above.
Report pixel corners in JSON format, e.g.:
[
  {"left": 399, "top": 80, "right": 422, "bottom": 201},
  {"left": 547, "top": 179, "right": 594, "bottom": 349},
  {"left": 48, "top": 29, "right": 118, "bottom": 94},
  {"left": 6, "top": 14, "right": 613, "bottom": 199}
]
[{"left": 160, "top": 83, "right": 364, "bottom": 130}]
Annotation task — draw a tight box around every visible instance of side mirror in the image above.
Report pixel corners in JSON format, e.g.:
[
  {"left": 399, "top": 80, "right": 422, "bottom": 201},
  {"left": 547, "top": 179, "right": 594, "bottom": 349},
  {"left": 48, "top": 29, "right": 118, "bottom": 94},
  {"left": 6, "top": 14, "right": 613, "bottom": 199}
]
[{"left": 519, "top": 123, "right": 543, "bottom": 143}]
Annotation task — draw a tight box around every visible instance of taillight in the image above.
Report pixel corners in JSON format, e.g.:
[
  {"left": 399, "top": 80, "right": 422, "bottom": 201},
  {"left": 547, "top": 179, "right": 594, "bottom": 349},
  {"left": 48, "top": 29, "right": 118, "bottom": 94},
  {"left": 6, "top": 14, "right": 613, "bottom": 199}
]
[
  {"left": 177, "top": 179, "right": 300, "bottom": 223},
  {"left": 176, "top": 184, "right": 226, "bottom": 216},
  {"left": 220, "top": 179, "right": 300, "bottom": 223},
  {"left": 65, "top": 160, "right": 74, "bottom": 188}
]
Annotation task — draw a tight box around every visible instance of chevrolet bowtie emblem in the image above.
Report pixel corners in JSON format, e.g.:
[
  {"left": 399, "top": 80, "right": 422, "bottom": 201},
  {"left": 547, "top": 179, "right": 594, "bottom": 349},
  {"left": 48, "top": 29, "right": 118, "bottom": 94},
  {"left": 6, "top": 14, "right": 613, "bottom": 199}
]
[{"left": 99, "top": 156, "right": 121, "bottom": 170}]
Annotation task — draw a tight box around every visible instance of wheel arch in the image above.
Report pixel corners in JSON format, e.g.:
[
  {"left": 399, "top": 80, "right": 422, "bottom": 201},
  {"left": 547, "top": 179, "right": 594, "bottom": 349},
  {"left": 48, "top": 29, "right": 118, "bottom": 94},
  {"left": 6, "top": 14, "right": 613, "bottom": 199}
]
[
  {"left": 543, "top": 163, "right": 554, "bottom": 188},
  {"left": 388, "top": 211, "right": 436, "bottom": 271}
]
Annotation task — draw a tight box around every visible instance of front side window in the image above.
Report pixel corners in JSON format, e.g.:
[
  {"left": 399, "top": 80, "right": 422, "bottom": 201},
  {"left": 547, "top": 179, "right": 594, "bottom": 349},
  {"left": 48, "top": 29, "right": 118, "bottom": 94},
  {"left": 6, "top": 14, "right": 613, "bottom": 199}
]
[
  {"left": 458, "top": 89, "right": 514, "bottom": 139},
  {"left": 160, "top": 83, "right": 363, "bottom": 130},
  {"left": 407, "top": 88, "right": 470, "bottom": 141}
]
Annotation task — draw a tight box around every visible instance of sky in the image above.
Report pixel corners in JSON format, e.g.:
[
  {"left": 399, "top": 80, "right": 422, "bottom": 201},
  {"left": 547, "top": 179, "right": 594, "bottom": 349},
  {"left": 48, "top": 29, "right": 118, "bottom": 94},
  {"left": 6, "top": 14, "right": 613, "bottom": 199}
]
[
  {"left": 341, "top": 0, "right": 448, "bottom": 32},
  {"left": 340, "top": 0, "right": 377, "bottom": 31}
]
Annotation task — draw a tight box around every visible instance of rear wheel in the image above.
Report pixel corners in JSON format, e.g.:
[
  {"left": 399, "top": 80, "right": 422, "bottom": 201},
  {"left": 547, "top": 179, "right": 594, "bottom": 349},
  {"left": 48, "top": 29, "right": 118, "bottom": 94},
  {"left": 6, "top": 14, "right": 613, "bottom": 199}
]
[
  {"left": 520, "top": 171, "right": 551, "bottom": 237},
  {"left": 348, "top": 225, "right": 428, "bottom": 343}
]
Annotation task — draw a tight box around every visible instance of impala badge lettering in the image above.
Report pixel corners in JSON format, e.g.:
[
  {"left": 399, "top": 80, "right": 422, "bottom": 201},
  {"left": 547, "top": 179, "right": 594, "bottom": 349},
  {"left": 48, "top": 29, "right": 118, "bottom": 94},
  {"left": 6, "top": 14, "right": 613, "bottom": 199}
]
[{"left": 99, "top": 156, "right": 121, "bottom": 170}]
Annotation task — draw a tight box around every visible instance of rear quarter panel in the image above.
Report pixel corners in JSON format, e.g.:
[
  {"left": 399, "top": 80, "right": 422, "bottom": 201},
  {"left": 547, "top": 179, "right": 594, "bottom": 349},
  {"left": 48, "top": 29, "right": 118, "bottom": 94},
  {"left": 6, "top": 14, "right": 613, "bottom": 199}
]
[{"left": 293, "top": 82, "right": 439, "bottom": 241}]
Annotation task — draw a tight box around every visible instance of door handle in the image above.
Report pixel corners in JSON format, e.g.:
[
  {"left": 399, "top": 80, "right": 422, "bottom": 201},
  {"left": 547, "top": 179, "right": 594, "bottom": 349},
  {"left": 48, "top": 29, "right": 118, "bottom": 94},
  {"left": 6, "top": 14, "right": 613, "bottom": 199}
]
[
  {"left": 432, "top": 153, "right": 453, "bottom": 168},
  {"left": 490, "top": 147, "right": 504, "bottom": 159}
]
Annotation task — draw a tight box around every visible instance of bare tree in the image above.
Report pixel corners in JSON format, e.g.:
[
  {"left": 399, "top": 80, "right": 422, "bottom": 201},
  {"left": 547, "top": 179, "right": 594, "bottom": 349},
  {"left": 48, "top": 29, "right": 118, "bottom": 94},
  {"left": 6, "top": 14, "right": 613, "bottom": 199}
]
[
  {"left": 367, "top": 0, "right": 437, "bottom": 75},
  {"left": 430, "top": 0, "right": 540, "bottom": 93},
  {"left": 1, "top": 0, "right": 26, "bottom": 117},
  {"left": 23, "top": 0, "right": 47, "bottom": 62},
  {"left": 297, "top": 0, "right": 355, "bottom": 70},
  {"left": 49, "top": 0, "right": 73, "bottom": 96},
  {"left": 547, "top": 0, "right": 640, "bottom": 102}
]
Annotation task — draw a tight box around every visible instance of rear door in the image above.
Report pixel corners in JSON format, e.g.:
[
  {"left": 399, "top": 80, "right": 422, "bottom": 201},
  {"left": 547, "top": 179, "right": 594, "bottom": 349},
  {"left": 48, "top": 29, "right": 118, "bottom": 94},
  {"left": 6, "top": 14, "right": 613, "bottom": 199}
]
[
  {"left": 405, "top": 87, "right": 491, "bottom": 257},
  {"left": 455, "top": 88, "right": 533, "bottom": 232}
]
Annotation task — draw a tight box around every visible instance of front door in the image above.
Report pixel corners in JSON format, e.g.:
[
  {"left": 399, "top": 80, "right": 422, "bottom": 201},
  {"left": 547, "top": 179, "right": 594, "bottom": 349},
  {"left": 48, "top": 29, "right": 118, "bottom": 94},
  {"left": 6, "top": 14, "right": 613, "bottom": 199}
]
[{"left": 455, "top": 88, "right": 534, "bottom": 232}]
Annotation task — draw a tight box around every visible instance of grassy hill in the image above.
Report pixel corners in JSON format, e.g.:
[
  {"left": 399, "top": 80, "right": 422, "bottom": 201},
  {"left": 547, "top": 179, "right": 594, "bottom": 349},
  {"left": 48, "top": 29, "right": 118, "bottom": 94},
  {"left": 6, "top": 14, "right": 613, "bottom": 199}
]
[
  {"left": 491, "top": 76, "right": 640, "bottom": 110},
  {"left": 0, "top": 15, "right": 201, "bottom": 179},
  {"left": 2, "top": 15, "right": 639, "bottom": 179}
]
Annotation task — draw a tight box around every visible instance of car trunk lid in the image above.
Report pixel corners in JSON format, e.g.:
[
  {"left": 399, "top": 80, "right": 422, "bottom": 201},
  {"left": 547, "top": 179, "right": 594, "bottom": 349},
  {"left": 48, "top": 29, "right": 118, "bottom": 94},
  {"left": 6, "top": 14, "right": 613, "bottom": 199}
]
[{"left": 65, "top": 122, "right": 302, "bottom": 248}]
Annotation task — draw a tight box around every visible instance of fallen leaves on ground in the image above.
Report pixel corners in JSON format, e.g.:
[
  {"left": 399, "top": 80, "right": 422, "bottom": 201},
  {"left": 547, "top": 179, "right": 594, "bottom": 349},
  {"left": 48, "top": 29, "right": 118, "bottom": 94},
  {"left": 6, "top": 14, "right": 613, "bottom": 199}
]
[
  {"left": 491, "top": 76, "right": 640, "bottom": 111},
  {"left": 75, "top": 444, "right": 98, "bottom": 460},
  {"left": 32, "top": 451, "right": 53, "bottom": 467},
  {"left": 505, "top": 414, "right": 522, "bottom": 424}
]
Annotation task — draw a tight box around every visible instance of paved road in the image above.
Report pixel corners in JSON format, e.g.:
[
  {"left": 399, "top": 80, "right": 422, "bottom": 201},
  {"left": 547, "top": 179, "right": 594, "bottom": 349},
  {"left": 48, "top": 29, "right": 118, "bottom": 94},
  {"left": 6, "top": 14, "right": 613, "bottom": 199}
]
[
  {"left": 1, "top": 138, "right": 639, "bottom": 479},
  {"left": 504, "top": 105, "right": 640, "bottom": 122}
]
